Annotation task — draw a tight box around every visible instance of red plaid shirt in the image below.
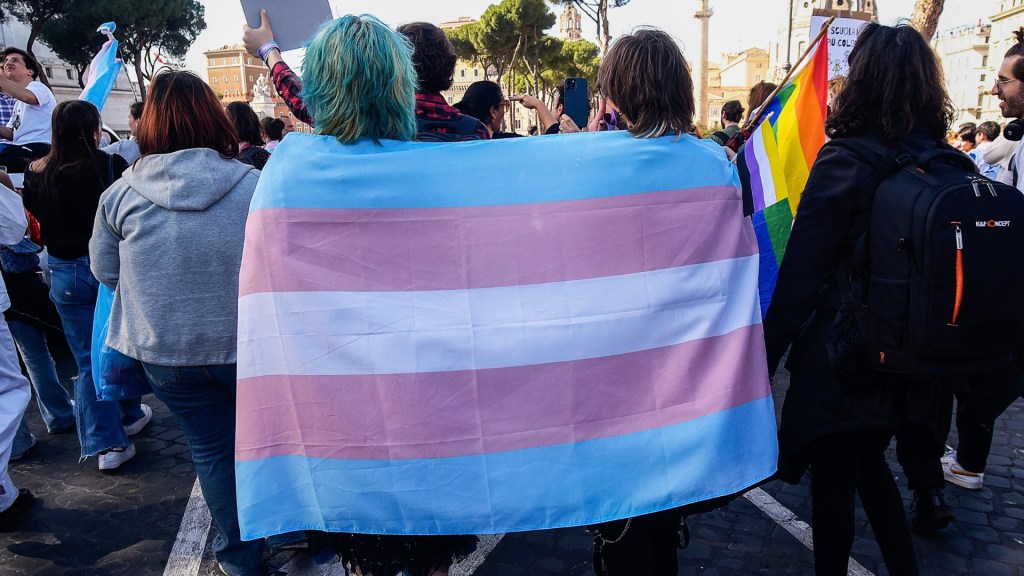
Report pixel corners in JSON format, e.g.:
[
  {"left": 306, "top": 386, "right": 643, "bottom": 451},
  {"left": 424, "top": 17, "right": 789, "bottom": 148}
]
[
  {"left": 270, "top": 61, "right": 311, "bottom": 126},
  {"left": 415, "top": 92, "right": 490, "bottom": 140},
  {"left": 270, "top": 62, "right": 489, "bottom": 140}
]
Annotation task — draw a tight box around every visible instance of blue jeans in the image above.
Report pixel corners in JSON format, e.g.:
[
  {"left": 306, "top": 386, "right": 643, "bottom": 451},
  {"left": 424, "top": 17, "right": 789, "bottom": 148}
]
[
  {"left": 7, "top": 319, "right": 74, "bottom": 433},
  {"left": 12, "top": 415, "right": 32, "bottom": 457},
  {"left": 142, "top": 362, "right": 264, "bottom": 576},
  {"left": 48, "top": 256, "right": 140, "bottom": 458}
]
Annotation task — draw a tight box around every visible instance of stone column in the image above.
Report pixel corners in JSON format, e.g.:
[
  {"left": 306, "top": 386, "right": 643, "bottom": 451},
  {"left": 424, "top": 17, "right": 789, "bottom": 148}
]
[{"left": 694, "top": 0, "right": 712, "bottom": 129}]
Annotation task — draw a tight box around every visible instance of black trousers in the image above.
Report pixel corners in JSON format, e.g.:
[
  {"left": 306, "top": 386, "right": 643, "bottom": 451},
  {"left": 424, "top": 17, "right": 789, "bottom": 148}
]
[
  {"left": 590, "top": 508, "right": 683, "bottom": 576},
  {"left": 954, "top": 362, "right": 1024, "bottom": 473},
  {"left": 809, "top": 430, "right": 918, "bottom": 576},
  {"left": 895, "top": 381, "right": 955, "bottom": 491}
]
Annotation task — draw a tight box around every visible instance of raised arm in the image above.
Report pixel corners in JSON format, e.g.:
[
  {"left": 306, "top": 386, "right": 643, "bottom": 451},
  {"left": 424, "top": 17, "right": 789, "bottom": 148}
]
[{"left": 243, "top": 9, "right": 313, "bottom": 126}]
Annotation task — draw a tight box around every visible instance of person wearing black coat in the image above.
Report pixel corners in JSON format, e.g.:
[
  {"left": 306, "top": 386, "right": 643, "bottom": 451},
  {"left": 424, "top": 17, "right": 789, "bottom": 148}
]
[{"left": 762, "top": 23, "right": 961, "bottom": 576}]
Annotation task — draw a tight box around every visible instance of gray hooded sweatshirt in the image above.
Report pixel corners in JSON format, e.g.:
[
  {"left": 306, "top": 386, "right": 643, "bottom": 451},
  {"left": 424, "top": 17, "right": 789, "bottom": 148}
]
[{"left": 90, "top": 148, "right": 259, "bottom": 366}]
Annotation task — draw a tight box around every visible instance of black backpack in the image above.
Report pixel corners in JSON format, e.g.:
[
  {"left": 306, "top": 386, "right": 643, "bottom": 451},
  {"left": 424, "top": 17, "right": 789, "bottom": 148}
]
[
  {"left": 414, "top": 115, "right": 484, "bottom": 142},
  {"left": 710, "top": 128, "right": 745, "bottom": 153},
  {"left": 827, "top": 136, "right": 1024, "bottom": 380}
]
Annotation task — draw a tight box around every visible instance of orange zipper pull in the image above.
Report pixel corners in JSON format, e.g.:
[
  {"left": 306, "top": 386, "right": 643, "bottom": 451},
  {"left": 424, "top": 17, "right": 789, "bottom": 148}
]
[{"left": 950, "top": 223, "right": 963, "bottom": 327}]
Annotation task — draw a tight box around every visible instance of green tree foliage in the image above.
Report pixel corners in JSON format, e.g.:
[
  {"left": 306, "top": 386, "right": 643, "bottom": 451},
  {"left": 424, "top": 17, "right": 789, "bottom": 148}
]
[
  {"left": 110, "top": 0, "right": 205, "bottom": 100},
  {"left": 0, "top": 0, "right": 64, "bottom": 58},
  {"left": 38, "top": 0, "right": 104, "bottom": 88},
  {"left": 3, "top": 0, "right": 204, "bottom": 100}
]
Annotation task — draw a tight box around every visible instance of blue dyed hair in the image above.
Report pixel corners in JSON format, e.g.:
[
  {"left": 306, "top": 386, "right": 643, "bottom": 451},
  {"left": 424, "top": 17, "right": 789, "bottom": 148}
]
[{"left": 302, "top": 14, "right": 417, "bottom": 143}]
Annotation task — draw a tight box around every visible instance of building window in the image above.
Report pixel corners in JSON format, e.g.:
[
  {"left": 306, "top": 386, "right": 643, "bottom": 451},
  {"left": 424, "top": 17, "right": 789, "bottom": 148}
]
[
  {"left": 247, "top": 58, "right": 252, "bottom": 65},
  {"left": 232, "top": 58, "right": 237, "bottom": 64},
  {"left": 213, "top": 77, "right": 218, "bottom": 84},
  {"left": 234, "top": 75, "right": 239, "bottom": 82},
  {"left": 474, "top": 69, "right": 479, "bottom": 77},
  {"left": 223, "top": 76, "right": 228, "bottom": 83},
  {"left": 66, "top": 69, "right": 73, "bottom": 80},
  {"left": 461, "top": 69, "right": 465, "bottom": 77},
  {"left": 44, "top": 67, "right": 52, "bottom": 78},
  {"left": 980, "top": 73, "right": 987, "bottom": 82}
]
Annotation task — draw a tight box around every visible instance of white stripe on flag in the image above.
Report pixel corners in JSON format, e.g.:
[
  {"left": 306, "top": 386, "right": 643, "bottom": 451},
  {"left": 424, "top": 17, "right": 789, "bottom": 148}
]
[{"left": 238, "top": 255, "right": 761, "bottom": 378}]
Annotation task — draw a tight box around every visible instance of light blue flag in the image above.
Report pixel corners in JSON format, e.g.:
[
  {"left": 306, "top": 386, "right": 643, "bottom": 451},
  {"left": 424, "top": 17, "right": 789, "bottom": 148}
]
[{"left": 79, "top": 22, "right": 122, "bottom": 112}]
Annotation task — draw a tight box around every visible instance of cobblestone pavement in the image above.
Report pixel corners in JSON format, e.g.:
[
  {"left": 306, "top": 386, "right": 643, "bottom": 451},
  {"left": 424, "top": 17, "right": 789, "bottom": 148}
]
[{"left": 3, "top": 367, "right": 1024, "bottom": 575}]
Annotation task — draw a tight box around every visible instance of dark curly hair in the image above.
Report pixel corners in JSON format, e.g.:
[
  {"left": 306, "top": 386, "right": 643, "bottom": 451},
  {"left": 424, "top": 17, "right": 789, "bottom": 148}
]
[
  {"left": 826, "top": 23, "right": 954, "bottom": 143},
  {"left": 397, "top": 22, "right": 457, "bottom": 94},
  {"left": 225, "top": 101, "right": 264, "bottom": 146},
  {"left": 1005, "top": 27, "right": 1024, "bottom": 80}
]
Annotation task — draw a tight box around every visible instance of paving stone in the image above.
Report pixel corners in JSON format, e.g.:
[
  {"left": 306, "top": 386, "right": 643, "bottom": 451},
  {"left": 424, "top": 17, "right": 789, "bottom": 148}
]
[
  {"left": 956, "top": 509, "right": 992, "bottom": 526},
  {"left": 973, "top": 558, "right": 1015, "bottom": 576}
]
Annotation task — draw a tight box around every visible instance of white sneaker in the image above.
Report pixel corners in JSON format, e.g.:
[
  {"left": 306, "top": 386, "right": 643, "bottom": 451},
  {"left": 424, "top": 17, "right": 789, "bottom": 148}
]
[
  {"left": 98, "top": 444, "right": 136, "bottom": 471},
  {"left": 124, "top": 404, "right": 153, "bottom": 436},
  {"left": 942, "top": 450, "right": 984, "bottom": 490}
]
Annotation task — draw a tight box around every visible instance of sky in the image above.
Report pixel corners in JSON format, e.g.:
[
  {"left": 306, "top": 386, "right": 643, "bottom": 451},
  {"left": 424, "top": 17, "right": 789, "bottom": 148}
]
[{"left": 184, "top": 1, "right": 987, "bottom": 75}]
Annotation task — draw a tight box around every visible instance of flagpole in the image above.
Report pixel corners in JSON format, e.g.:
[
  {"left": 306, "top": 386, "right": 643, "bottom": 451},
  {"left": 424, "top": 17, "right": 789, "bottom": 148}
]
[{"left": 742, "top": 15, "right": 835, "bottom": 131}]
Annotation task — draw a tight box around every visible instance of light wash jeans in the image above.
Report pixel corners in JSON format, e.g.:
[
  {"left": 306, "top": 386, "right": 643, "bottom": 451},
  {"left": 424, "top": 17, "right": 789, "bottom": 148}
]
[
  {"left": 48, "top": 256, "right": 142, "bottom": 459},
  {"left": 0, "top": 317, "right": 30, "bottom": 510},
  {"left": 9, "top": 319, "right": 74, "bottom": 433}
]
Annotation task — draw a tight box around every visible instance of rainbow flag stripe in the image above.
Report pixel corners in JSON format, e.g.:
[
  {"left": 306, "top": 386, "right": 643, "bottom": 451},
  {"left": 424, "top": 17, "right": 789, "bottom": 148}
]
[
  {"left": 236, "top": 132, "right": 778, "bottom": 539},
  {"left": 738, "top": 32, "right": 829, "bottom": 314}
]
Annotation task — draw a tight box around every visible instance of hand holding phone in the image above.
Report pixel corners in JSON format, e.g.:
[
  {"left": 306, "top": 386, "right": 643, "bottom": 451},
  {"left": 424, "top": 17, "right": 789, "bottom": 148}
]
[{"left": 562, "top": 78, "right": 589, "bottom": 131}]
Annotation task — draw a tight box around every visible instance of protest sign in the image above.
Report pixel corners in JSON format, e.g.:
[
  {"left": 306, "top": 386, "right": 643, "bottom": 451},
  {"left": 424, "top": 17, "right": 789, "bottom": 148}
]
[
  {"left": 810, "top": 15, "right": 868, "bottom": 80},
  {"left": 240, "top": 0, "right": 333, "bottom": 52}
]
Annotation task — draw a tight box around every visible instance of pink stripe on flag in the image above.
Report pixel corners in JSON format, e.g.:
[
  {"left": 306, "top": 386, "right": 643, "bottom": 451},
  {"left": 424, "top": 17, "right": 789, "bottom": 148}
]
[
  {"left": 239, "top": 186, "right": 750, "bottom": 295},
  {"left": 235, "top": 324, "right": 769, "bottom": 461}
]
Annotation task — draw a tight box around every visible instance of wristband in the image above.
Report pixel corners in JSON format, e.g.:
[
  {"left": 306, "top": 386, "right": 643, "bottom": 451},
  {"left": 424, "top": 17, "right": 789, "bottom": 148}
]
[{"left": 257, "top": 41, "right": 279, "bottom": 62}]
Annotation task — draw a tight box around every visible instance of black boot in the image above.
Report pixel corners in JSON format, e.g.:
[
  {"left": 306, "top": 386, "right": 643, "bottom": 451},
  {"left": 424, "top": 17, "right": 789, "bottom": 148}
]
[{"left": 911, "top": 488, "right": 954, "bottom": 534}]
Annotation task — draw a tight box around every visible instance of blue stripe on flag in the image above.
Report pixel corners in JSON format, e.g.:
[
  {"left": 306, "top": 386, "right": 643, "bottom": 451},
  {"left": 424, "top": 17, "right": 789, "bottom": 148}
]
[
  {"left": 235, "top": 396, "right": 778, "bottom": 539},
  {"left": 252, "top": 132, "right": 741, "bottom": 210},
  {"left": 80, "top": 39, "right": 122, "bottom": 112},
  {"left": 752, "top": 211, "right": 779, "bottom": 316}
]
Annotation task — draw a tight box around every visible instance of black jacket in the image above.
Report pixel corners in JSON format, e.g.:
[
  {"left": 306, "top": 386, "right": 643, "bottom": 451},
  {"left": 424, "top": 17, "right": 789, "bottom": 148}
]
[{"left": 762, "top": 128, "right": 945, "bottom": 483}]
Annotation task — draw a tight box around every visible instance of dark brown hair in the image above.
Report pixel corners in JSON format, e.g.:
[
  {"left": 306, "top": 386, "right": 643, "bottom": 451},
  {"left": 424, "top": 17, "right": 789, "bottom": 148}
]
[
  {"left": 397, "top": 22, "right": 457, "bottom": 94},
  {"left": 34, "top": 100, "right": 102, "bottom": 203},
  {"left": 136, "top": 71, "right": 238, "bottom": 157},
  {"left": 826, "top": 23, "right": 954, "bottom": 143},
  {"left": 722, "top": 100, "right": 744, "bottom": 123},
  {"left": 226, "top": 101, "right": 263, "bottom": 146},
  {"left": 1005, "top": 28, "right": 1024, "bottom": 81},
  {"left": 747, "top": 81, "right": 777, "bottom": 117},
  {"left": 598, "top": 28, "right": 693, "bottom": 138},
  {"left": 1, "top": 48, "right": 40, "bottom": 80}
]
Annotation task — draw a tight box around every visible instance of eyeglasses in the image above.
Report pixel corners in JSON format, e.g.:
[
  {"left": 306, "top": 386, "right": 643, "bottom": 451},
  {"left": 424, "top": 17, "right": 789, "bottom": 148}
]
[{"left": 994, "top": 78, "right": 1021, "bottom": 90}]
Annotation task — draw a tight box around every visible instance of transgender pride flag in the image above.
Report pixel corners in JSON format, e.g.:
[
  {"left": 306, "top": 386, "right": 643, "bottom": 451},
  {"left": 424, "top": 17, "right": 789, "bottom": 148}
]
[
  {"left": 79, "top": 22, "right": 122, "bottom": 112},
  {"left": 235, "top": 131, "right": 778, "bottom": 539}
]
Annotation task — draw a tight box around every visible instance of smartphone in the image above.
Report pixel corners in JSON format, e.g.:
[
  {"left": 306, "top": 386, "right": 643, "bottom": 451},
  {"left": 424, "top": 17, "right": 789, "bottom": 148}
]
[{"left": 562, "top": 77, "right": 589, "bottom": 130}]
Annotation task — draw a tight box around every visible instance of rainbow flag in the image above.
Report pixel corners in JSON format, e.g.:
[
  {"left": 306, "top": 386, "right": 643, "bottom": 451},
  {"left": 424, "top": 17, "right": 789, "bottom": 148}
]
[
  {"left": 235, "top": 132, "right": 778, "bottom": 539},
  {"left": 738, "top": 32, "right": 829, "bottom": 315},
  {"left": 79, "top": 22, "right": 122, "bottom": 112}
]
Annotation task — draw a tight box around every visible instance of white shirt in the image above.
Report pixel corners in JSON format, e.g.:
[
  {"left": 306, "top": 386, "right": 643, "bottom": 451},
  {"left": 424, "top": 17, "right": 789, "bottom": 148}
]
[
  {"left": 998, "top": 139, "right": 1024, "bottom": 193},
  {"left": 6, "top": 80, "right": 55, "bottom": 145}
]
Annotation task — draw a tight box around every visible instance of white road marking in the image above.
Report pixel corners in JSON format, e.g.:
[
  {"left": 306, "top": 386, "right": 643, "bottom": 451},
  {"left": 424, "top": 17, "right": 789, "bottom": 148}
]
[
  {"left": 451, "top": 534, "right": 505, "bottom": 576},
  {"left": 165, "top": 479, "right": 211, "bottom": 576},
  {"left": 170, "top": 482, "right": 871, "bottom": 575},
  {"left": 744, "top": 487, "right": 876, "bottom": 576}
]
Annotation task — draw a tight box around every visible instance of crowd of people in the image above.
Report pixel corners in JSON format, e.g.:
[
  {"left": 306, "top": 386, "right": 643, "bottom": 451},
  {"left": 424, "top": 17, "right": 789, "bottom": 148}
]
[{"left": 0, "top": 10, "right": 1018, "bottom": 576}]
